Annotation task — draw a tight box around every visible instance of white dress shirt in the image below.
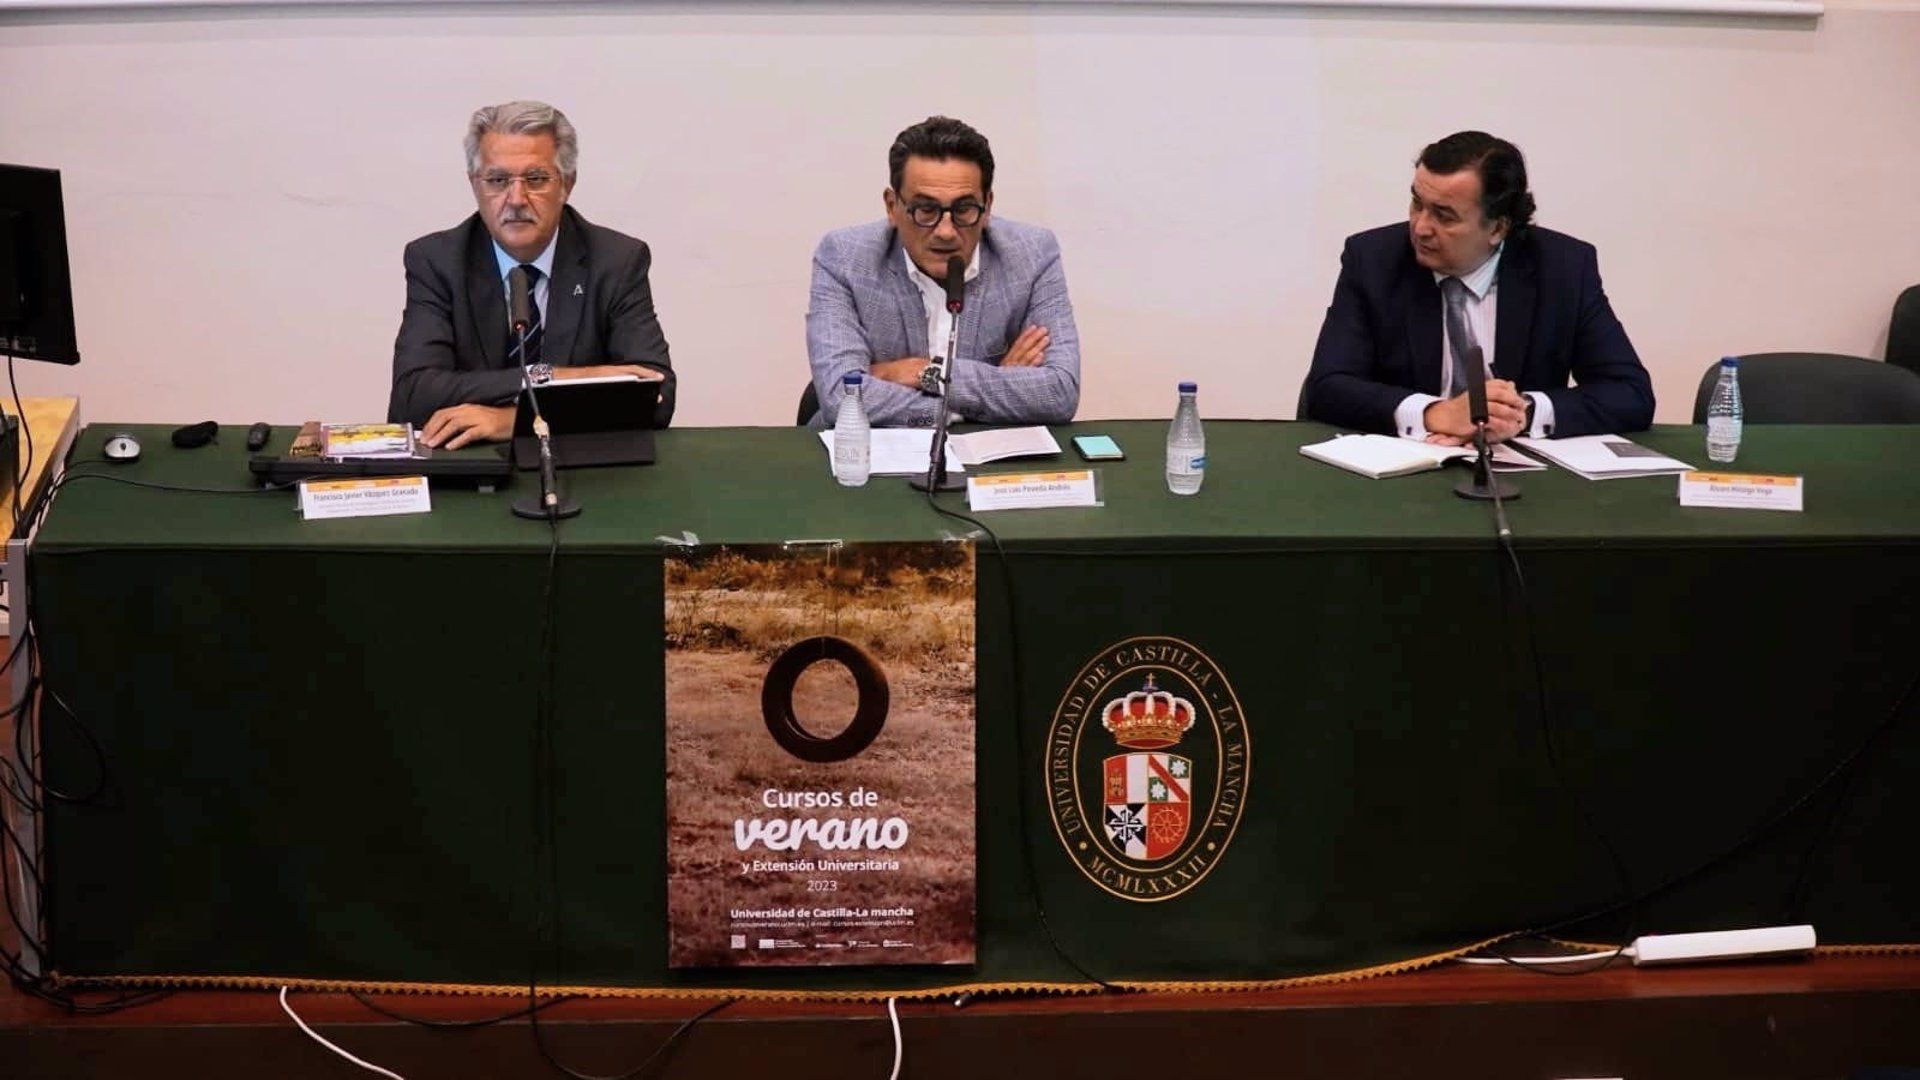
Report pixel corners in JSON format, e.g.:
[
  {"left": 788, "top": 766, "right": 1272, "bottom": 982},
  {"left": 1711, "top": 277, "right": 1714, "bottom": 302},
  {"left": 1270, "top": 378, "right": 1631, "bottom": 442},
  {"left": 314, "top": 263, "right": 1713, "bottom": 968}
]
[
  {"left": 1393, "top": 247, "right": 1557, "bottom": 439},
  {"left": 491, "top": 233, "right": 558, "bottom": 337},
  {"left": 903, "top": 245, "right": 984, "bottom": 375}
]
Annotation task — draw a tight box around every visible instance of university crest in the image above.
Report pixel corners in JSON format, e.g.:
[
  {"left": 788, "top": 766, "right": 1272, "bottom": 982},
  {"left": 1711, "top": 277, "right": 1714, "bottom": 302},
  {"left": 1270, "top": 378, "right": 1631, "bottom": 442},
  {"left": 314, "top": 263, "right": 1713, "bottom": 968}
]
[{"left": 1047, "top": 637, "right": 1250, "bottom": 902}]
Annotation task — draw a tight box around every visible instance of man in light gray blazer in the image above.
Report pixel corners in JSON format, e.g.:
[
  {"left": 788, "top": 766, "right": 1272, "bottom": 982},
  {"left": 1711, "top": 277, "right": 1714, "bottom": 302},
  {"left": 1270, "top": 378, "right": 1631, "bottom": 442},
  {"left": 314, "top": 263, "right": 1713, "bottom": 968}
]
[{"left": 805, "top": 116, "right": 1081, "bottom": 429}]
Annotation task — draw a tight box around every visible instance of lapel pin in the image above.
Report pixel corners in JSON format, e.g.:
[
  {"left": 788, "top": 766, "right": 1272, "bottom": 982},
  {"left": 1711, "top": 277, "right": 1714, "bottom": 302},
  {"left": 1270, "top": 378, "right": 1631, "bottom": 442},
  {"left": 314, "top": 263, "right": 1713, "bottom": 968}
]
[{"left": 573, "top": 284, "right": 584, "bottom": 296}]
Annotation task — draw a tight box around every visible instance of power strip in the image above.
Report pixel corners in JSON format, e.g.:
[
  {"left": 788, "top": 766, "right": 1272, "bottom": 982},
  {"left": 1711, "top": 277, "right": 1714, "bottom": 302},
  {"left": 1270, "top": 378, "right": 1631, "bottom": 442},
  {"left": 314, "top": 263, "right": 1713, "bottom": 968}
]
[{"left": 1629, "top": 925, "right": 1816, "bottom": 966}]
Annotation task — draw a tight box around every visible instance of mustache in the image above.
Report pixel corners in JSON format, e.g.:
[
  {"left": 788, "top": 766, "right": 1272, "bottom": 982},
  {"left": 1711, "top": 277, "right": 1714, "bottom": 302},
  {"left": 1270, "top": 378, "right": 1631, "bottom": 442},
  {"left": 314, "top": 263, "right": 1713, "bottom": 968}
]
[{"left": 500, "top": 214, "right": 537, "bottom": 225}]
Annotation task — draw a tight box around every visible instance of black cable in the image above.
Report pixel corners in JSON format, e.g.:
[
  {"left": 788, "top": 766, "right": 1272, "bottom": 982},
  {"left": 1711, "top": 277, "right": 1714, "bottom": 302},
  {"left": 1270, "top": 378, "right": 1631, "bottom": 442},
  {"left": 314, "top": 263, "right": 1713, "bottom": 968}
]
[
  {"left": 1528, "top": 663, "right": 1919, "bottom": 946},
  {"left": 1781, "top": 750, "right": 1867, "bottom": 925},
  {"left": 0, "top": 791, "right": 51, "bottom": 956},
  {"left": 1481, "top": 479, "right": 1640, "bottom": 977},
  {"left": 920, "top": 485, "right": 1124, "bottom": 995},
  {"left": 531, "top": 996, "right": 734, "bottom": 1080},
  {"left": 4, "top": 623, "right": 111, "bottom": 807},
  {"left": 12, "top": 664, "right": 109, "bottom": 806},
  {"left": 8, "top": 355, "right": 35, "bottom": 531},
  {"left": 348, "top": 988, "right": 580, "bottom": 1029}
]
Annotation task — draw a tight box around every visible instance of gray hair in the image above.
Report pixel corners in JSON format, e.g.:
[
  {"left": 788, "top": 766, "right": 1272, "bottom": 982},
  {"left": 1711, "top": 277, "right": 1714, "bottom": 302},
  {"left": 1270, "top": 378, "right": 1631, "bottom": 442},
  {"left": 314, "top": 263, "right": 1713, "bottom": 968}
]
[{"left": 464, "top": 100, "right": 579, "bottom": 178}]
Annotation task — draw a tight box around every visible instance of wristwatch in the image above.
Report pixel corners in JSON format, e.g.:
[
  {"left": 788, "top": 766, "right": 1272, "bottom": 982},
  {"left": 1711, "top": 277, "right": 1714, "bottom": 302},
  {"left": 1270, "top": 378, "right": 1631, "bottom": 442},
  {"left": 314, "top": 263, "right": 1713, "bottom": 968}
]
[
  {"left": 527, "top": 362, "right": 555, "bottom": 386},
  {"left": 917, "top": 361, "right": 946, "bottom": 397}
]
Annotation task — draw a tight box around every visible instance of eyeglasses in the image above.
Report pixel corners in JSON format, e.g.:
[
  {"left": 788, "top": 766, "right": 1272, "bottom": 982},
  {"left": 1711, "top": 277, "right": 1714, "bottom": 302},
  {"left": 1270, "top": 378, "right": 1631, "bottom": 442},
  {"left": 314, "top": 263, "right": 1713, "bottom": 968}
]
[
  {"left": 474, "top": 171, "right": 560, "bottom": 195},
  {"left": 900, "top": 198, "right": 986, "bottom": 229}
]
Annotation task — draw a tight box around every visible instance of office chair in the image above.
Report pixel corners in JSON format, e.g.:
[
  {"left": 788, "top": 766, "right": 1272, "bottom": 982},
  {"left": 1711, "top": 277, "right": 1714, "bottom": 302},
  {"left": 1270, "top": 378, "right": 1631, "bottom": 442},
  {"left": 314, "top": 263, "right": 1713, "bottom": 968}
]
[{"left": 1690, "top": 352, "right": 1920, "bottom": 424}]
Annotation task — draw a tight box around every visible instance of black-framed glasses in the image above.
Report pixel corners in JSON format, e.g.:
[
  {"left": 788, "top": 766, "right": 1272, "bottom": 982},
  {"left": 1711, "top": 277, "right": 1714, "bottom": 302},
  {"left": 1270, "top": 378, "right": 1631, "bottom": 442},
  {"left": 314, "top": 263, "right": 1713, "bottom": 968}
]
[
  {"left": 900, "top": 198, "right": 986, "bottom": 229},
  {"left": 474, "top": 171, "right": 559, "bottom": 195}
]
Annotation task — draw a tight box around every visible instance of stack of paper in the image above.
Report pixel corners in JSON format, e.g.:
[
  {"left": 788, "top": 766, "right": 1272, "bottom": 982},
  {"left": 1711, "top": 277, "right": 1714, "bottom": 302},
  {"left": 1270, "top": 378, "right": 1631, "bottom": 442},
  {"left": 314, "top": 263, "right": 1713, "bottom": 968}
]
[
  {"left": 819, "top": 428, "right": 964, "bottom": 477},
  {"left": 1512, "top": 435, "right": 1693, "bottom": 480}
]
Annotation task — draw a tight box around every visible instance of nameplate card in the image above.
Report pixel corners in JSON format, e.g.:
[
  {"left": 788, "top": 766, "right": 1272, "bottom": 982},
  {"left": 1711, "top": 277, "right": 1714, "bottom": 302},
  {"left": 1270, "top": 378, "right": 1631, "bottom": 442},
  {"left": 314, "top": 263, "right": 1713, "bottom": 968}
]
[
  {"left": 966, "top": 469, "right": 1100, "bottom": 512},
  {"left": 299, "top": 476, "right": 433, "bottom": 520},
  {"left": 1678, "top": 471, "right": 1803, "bottom": 512}
]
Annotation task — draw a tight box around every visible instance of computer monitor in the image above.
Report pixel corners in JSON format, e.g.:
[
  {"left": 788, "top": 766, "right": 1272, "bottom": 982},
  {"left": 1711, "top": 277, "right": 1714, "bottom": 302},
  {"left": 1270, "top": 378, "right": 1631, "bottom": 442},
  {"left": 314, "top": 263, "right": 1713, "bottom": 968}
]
[{"left": 0, "top": 164, "right": 80, "bottom": 365}]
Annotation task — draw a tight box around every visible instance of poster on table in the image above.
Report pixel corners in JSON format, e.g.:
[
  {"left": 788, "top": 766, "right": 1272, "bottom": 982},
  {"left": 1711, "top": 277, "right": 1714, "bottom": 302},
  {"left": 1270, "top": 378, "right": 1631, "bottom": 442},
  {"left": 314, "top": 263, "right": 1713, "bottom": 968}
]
[{"left": 663, "top": 541, "right": 976, "bottom": 968}]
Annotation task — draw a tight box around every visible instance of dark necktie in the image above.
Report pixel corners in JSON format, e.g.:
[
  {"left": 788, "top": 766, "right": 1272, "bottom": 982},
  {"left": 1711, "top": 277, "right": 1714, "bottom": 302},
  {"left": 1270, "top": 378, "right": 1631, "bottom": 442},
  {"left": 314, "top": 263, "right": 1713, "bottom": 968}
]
[
  {"left": 511, "top": 264, "right": 544, "bottom": 367},
  {"left": 1440, "top": 276, "right": 1479, "bottom": 398}
]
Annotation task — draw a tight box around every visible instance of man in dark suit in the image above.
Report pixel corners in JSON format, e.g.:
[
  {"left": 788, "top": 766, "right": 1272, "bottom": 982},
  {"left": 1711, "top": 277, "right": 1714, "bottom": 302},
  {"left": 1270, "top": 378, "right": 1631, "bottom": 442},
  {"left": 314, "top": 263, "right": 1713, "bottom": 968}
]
[
  {"left": 389, "top": 100, "right": 673, "bottom": 448},
  {"left": 1302, "top": 131, "right": 1653, "bottom": 444}
]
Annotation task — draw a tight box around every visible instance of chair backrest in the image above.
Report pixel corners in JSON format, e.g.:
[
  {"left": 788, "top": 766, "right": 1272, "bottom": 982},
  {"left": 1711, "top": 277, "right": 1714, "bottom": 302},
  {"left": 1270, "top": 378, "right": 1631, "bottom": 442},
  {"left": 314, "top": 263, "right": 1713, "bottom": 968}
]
[
  {"left": 1889, "top": 285, "right": 1920, "bottom": 377},
  {"left": 1690, "top": 352, "right": 1920, "bottom": 424},
  {"left": 796, "top": 381, "right": 819, "bottom": 427}
]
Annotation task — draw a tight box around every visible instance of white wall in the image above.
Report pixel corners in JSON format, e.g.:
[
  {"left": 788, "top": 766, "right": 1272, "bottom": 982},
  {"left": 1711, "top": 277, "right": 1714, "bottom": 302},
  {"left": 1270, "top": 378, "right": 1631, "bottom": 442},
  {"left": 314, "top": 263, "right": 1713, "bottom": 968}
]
[{"left": 2, "top": 1, "right": 1916, "bottom": 427}]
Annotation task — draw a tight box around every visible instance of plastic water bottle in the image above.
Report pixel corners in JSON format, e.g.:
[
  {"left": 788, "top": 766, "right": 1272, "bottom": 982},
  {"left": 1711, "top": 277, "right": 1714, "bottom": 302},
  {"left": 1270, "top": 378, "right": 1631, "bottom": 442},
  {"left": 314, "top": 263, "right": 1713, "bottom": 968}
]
[
  {"left": 1166, "top": 381, "right": 1206, "bottom": 495},
  {"left": 1705, "top": 356, "right": 1743, "bottom": 464},
  {"left": 832, "top": 373, "right": 871, "bottom": 487}
]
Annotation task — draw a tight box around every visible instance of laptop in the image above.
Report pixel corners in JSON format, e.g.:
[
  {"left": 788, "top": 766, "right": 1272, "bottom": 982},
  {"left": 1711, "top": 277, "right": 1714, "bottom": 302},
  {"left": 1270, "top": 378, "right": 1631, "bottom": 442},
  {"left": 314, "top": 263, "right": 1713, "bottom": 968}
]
[
  {"left": 511, "top": 374, "right": 660, "bottom": 470},
  {"left": 248, "top": 448, "right": 512, "bottom": 491}
]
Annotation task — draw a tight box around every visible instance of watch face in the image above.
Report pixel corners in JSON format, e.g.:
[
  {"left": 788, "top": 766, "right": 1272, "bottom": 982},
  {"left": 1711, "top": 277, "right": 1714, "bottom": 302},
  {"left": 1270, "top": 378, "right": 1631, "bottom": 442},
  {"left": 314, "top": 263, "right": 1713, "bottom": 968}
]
[{"left": 919, "top": 364, "right": 944, "bottom": 395}]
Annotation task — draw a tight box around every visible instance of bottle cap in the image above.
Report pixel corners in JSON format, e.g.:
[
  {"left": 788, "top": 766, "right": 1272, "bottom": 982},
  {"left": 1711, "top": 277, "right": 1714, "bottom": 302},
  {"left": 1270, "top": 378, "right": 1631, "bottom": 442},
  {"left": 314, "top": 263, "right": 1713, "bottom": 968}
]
[
  {"left": 1720, "top": 356, "right": 1740, "bottom": 368},
  {"left": 843, "top": 372, "right": 864, "bottom": 385},
  {"left": 1178, "top": 381, "right": 1197, "bottom": 393}
]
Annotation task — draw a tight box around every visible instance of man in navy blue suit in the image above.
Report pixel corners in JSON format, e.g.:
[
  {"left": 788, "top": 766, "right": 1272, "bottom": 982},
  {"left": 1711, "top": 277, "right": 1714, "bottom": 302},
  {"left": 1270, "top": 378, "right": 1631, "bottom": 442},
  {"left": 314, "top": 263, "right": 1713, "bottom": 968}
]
[{"left": 1301, "top": 131, "right": 1654, "bottom": 444}]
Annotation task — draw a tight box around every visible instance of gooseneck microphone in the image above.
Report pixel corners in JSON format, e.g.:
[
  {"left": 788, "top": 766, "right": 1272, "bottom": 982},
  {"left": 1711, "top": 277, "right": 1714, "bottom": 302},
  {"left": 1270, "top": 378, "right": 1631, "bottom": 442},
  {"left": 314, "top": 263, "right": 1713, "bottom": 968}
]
[
  {"left": 911, "top": 255, "right": 968, "bottom": 493},
  {"left": 1452, "top": 345, "right": 1519, "bottom": 527},
  {"left": 509, "top": 264, "right": 534, "bottom": 338},
  {"left": 942, "top": 253, "right": 966, "bottom": 315},
  {"left": 507, "top": 265, "right": 581, "bottom": 522}
]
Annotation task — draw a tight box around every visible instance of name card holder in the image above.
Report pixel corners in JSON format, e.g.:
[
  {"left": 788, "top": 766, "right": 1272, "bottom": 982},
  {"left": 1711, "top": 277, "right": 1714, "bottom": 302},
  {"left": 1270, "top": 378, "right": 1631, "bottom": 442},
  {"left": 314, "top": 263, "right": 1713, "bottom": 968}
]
[
  {"left": 299, "top": 475, "right": 433, "bottom": 520},
  {"left": 1678, "top": 471, "right": 1803, "bottom": 512},
  {"left": 966, "top": 469, "right": 1101, "bottom": 512}
]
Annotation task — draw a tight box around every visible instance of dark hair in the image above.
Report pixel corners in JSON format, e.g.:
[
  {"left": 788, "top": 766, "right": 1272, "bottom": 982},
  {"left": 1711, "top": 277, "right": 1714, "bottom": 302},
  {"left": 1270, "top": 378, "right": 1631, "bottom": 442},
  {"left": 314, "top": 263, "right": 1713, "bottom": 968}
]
[
  {"left": 888, "top": 116, "right": 995, "bottom": 194},
  {"left": 1417, "top": 131, "right": 1536, "bottom": 234}
]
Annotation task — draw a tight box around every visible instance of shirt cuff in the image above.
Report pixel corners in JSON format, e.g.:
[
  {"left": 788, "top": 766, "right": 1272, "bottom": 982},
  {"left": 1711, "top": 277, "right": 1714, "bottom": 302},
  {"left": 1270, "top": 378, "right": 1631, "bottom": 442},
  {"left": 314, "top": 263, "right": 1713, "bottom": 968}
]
[
  {"left": 1526, "top": 391, "right": 1556, "bottom": 438},
  {"left": 1394, "top": 394, "right": 1441, "bottom": 440}
]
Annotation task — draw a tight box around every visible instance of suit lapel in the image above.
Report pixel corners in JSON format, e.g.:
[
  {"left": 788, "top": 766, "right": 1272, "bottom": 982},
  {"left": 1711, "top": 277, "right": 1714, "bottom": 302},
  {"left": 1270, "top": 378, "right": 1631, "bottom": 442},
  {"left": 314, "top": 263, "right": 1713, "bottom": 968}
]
[
  {"left": 1407, "top": 271, "right": 1443, "bottom": 398},
  {"left": 465, "top": 219, "right": 507, "bottom": 369},
  {"left": 885, "top": 237, "right": 931, "bottom": 360},
  {"left": 1494, "top": 240, "right": 1536, "bottom": 382},
  {"left": 958, "top": 267, "right": 989, "bottom": 363},
  {"left": 542, "top": 208, "right": 586, "bottom": 365}
]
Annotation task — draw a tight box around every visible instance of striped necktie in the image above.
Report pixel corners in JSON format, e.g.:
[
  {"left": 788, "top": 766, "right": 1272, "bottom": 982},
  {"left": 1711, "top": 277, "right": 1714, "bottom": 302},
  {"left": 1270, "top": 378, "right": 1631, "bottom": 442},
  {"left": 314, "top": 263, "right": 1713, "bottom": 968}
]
[
  {"left": 510, "top": 264, "right": 544, "bottom": 367},
  {"left": 1441, "top": 276, "right": 1479, "bottom": 398}
]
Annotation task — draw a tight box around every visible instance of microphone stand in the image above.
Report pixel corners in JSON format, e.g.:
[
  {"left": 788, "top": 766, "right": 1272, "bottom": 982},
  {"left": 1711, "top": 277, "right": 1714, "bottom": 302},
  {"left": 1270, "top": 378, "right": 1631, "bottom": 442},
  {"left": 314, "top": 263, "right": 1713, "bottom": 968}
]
[
  {"left": 510, "top": 330, "right": 581, "bottom": 522},
  {"left": 1453, "top": 419, "right": 1516, "bottom": 539},
  {"left": 909, "top": 311, "right": 966, "bottom": 494}
]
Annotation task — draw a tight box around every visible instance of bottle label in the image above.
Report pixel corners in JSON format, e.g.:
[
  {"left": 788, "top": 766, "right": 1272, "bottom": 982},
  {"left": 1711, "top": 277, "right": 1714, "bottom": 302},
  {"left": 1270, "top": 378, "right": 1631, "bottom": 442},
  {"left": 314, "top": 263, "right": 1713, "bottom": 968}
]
[
  {"left": 1169, "top": 450, "right": 1206, "bottom": 472},
  {"left": 1707, "top": 417, "right": 1741, "bottom": 441}
]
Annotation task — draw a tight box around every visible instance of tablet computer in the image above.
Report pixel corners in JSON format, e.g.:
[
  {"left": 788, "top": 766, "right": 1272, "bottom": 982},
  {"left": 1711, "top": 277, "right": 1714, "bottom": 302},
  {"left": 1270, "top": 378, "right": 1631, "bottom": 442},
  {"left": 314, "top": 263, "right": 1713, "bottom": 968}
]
[{"left": 512, "top": 374, "right": 660, "bottom": 469}]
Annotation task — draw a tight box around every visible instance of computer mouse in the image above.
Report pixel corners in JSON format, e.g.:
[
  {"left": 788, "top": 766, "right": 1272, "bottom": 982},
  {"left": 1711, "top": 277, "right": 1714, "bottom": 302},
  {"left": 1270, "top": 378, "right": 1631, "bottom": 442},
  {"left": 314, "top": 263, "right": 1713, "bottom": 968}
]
[{"left": 102, "top": 432, "right": 142, "bottom": 463}]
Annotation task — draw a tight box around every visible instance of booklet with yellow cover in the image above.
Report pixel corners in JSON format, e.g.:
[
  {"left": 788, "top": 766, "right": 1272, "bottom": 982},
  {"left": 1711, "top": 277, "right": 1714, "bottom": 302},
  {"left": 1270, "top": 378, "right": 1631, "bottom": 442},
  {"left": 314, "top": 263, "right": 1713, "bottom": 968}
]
[{"left": 322, "top": 423, "right": 417, "bottom": 459}]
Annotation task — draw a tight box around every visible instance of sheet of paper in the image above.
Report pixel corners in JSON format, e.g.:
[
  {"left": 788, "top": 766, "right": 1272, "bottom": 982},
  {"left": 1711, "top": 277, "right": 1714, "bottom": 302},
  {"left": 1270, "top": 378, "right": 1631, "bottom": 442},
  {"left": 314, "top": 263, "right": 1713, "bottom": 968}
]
[
  {"left": 1513, "top": 435, "right": 1694, "bottom": 480},
  {"left": 819, "top": 428, "right": 965, "bottom": 477},
  {"left": 947, "top": 426, "right": 1062, "bottom": 467},
  {"left": 1488, "top": 443, "right": 1550, "bottom": 472}
]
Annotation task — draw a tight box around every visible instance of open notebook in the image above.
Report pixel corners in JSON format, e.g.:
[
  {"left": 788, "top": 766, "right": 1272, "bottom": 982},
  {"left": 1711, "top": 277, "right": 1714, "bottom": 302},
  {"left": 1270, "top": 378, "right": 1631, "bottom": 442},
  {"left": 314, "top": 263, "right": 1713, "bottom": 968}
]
[{"left": 1300, "top": 434, "right": 1543, "bottom": 479}]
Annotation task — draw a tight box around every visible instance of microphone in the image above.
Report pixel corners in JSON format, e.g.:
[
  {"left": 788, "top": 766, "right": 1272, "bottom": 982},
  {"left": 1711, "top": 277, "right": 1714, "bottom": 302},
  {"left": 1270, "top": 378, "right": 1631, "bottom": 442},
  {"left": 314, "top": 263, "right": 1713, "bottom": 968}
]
[
  {"left": 506, "top": 266, "right": 581, "bottom": 521},
  {"left": 943, "top": 254, "right": 966, "bottom": 315},
  {"left": 508, "top": 265, "right": 533, "bottom": 335},
  {"left": 909, "top": 255, "right": 968, "bottom": 493},
  {"left": 1462, "top": 343, "right": 1489, "bottom": 427},
  {"left": 1452, "top": 344, "right": 1519, "bottom": 519}
]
